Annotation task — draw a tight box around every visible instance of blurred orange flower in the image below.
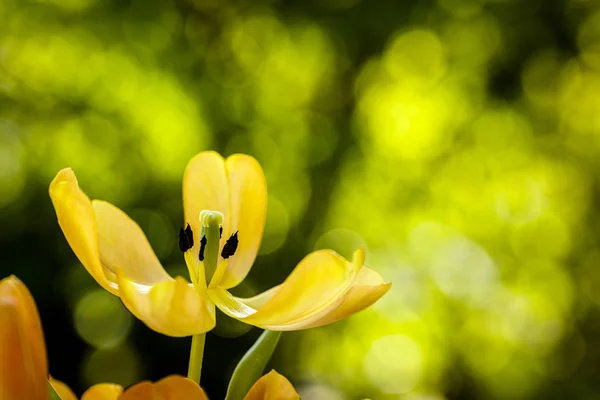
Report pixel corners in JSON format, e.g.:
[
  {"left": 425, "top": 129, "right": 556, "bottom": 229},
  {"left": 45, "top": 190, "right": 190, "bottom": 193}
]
[
  {"left": 51, "top": 371, "right": 297, "bottom": 400},
  {"left": 50, "top": 151, "right": 390, "bottom": 337},
  {"left": 0, "top": 276, "right": 48, "bottom": 400}
]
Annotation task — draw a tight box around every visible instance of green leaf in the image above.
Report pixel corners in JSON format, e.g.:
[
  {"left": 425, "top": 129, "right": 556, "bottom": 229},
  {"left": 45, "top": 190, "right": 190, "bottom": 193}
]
[
  {"left": 225, "top": 330, "right": 282, "bottom": 400},
  {"left": 49, "top": 381, "right": 62, "bottom": 400}
]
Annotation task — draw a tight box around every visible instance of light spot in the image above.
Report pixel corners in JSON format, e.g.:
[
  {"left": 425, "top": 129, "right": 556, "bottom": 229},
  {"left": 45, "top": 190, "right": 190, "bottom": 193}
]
[
  {"left": 314, "top": 228, "right": 368, "bottom": 261},
  {"left": 82, "top": 345, "right": 141, "bottom": 388},
  {"left": 74, "top": 289, "right": 133, "bottom": 349},
  {"left": 259, "top": 196, "right": 290, "bottom": 255},
  {"left": 363, "top": 334, "right": 423, "bottom": 394}
]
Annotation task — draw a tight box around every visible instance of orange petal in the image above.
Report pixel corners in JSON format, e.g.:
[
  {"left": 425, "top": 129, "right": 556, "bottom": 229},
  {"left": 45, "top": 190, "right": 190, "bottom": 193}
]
[
  {"left": 81, "top": 383, "right": 124, "bottom": 400},
  {"left": 49, "top": 377, "right": 77, "bottom": 400},
  {"left": 209, "top": 249, "right": 365, "bottom": 330},
  {"left": 182, "top": 151, "right": 230, "bottom": 264},
  {"left": 243, "top": 370, "right": 299, "bottom": 400},
  {"left": 120, "top": 375, "right": 208, "bottom": 400},
  {"left": 117, "top": 273, "right": 216, "bottom": 337},
  {"left": 214, "top": 155, "right": 267, "bottom": 289},
  {"left": 0, "top": 276, "right": 47, "bottom": 400}
]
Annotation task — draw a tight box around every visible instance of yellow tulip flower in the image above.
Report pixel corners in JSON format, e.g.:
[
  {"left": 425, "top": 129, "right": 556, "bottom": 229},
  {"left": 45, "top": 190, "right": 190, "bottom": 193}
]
[
  {"left": 0, "top": 276, "right": 48, "bottom": 400},
  {"left": 50, "top": 151, "right": 390, "bottom": 337},
  {"left": 52, "top": 371, "right": 298, "bottom": 400}
]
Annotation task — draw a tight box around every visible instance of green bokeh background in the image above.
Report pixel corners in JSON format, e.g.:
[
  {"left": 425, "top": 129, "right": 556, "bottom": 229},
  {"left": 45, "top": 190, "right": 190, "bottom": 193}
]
[{"left": 1, "top": 0, "right": 600, "bottom": 398}]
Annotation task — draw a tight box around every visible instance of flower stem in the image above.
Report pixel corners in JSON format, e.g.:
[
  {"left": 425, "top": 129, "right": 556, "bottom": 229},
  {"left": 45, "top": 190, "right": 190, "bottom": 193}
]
[{"left": 187, "top": 333, "right": 206, "bottom": 384}]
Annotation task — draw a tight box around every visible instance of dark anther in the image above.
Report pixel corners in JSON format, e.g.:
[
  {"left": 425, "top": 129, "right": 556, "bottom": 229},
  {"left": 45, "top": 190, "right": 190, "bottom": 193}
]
[
  {"left": 221, "top": 231, "right": 239, "bottom": 259},
  {"left": 199, "top": 236, "right": 207, "bottom": 261},
  {"left": 220, "top": 226, "right": 223, "bottom": 238},
  {"left": 178, "top": 224, "right": 194, "bottom": 252}
]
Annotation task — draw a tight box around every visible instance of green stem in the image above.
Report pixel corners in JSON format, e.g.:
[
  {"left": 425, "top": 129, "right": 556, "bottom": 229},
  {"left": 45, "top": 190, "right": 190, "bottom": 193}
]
[{"left": 187, "top": 333, "right": 206, "bottom": 384}]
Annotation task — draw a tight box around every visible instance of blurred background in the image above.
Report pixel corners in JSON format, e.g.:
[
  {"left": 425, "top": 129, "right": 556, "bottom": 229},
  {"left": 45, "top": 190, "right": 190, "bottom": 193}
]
[{"left": 0, "top": 0, "right": 599, "bottom": 398}]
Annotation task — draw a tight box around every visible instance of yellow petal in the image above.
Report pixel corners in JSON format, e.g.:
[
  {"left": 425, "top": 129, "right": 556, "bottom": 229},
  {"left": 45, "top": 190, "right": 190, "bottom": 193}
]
[
  {"left": 92, "top": 200, "right": 171, "bottom": 285},
  {"left": 302, "top": 266, "right": 391, "bottom": 327},
  {"left": 208, "top": 249, "right": 363, "bottom": 330},
  {"left": 117, "top": 273, "right": 216, "bottom": 337},
  {"left": 119, "top": 375, "right": 208, "bottom": 400},
  {"left": 50, "top": 168, "right": 115, "bottom": 294},
  {"left": 242, "top": 253, "right": 390, "bottom": 328},
  {"left": 182, "top": 151, "right": 230, "bottom": 263},
  {"left": 223, "top": 266, "right": 390, "bottom": 329},
  {"left": 0, "top": 276, "right": 47, "bottom": 400},
  {"left": 243, "top": 370, "right": 299, "bottom": 400},
  {"left": 215, "top": 154, "right": 267, "bottom": 289},
  {"left": 49, "top": 377, "right": 77, "bottom": 400},
  {"left": 50, "top": 169, "right": 171, "bottom": 295},
  {"left": 81, "top": 383, "right": 124, "bottom": 400}
]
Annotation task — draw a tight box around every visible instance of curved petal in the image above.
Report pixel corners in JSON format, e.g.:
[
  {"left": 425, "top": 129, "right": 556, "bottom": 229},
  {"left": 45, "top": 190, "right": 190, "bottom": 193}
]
[
  {"left": 119, "top": 375, "right": 208, "bottom": 400},
  {"left": 50, "top": 168, "right": 115, "bottom": 294},
  {"left": 301, "top": 266, "right": 391, "bottom": 327},
  {"left": 243, "top": 370, "right": 299, "bottom": 400},
  {"left": 208, "top": 249, "right": 363, "bottom": 330},
  {"left": 0, "top": 276, "right": 47, "bottom": 400},
  {"left": 240, "top": 265, "right": 390, "bottom": 329},
  {"left": 81, "top": 384, "right": 124, "bottom": 400},
  {"left": 50, "top": 169, "right": 171, "bottom": 295},
  {"left": 182, "top": 151, "right": 230, "bottom": 262},
  {"left": 214, "top": 154, "right": 267, "bottom": 289},
  {"left": 49, "top": 377, "right": 77, "bottom": 400},
  {"left": 117, "top": 273, "right": 216, "bottom": 337},
  {"left": 92, "top": 200, "right": 171, "bottom": 285}
]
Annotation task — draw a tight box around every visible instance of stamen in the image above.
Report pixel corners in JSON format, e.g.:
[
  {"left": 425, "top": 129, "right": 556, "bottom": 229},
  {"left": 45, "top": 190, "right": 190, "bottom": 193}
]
[
  {"left": 199, "top": 236, "right": 207, "bottom": 261},
  {"left": 221, "top": 231, "right": 239, "bottom": 259},
  {"left": 178, "top": 224, "right": 194, "bottom": 252},
  {"left": 220, "top": 226, "right": 223, "bottom": 238}
]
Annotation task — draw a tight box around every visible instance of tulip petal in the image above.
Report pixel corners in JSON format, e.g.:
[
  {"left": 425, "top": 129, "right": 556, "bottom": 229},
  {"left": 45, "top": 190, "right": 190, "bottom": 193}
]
[
  {"left": 81, "top": 384, "right": 124, "bottom": 400},
  {"left": 214, "top": 154, "right": 267, "bottom": 289},
  {"left": 183, "top": 151, "right": 230, "bottom": 262},
  {"left": 50, "top": 168, "right": 115, "bottom": 294},
  {"left": 0, "top": 276, "right": 47, "bottom": 400},
  {"left": 208, "top": 249, "right": 363, "bottom": 330},
  {"left": 227, "top": 266, "right": 390, "bottom": 328},
  {"left": 50, "top": 169, "right": 171, "bottom": 294},
  {"left": 117, "top": 273, "right": 216, "bottom": 337},
  {"left": 119, "top": 376, "right": 208, "bottom": 400},
  {"left": 302, "top": 266, "right": 391, "bottom": 327},
  {"left": 92, "top": 200, "right": 171, "bottom": 285},
  {"left": 243, "top": 370, "right": 299, "bottom": 400},
  {"left": 49, "top": 377, "right": 77, "bottom": 400}
]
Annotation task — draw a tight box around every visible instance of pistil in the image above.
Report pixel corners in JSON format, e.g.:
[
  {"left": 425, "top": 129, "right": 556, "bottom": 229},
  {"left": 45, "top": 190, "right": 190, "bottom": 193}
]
[{"left": 199, "top": 210, "right": 224, "bottom": 286}]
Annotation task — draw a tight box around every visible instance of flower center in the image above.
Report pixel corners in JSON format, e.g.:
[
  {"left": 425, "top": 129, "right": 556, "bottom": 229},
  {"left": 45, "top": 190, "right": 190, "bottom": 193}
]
[{"left": 178, "top": 210, "right": 239, "bottom": 287}]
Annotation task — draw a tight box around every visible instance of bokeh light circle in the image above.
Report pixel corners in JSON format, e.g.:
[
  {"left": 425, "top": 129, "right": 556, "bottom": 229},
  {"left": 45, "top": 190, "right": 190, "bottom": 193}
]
[
  {"left": 74, "top": 289, "right": 133, "bottom": 349},
  {"left": 259, "top": 195, "right": 290, "bottom": 255},
  {"left": 82, "top": 345, "right": 141, "bottom": 388},
  {"left": 363, "top": 334, "right": 423, "bottom": 394},
  {"left": 314, "top": 228, "right": 368, "bottom": 260}
]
